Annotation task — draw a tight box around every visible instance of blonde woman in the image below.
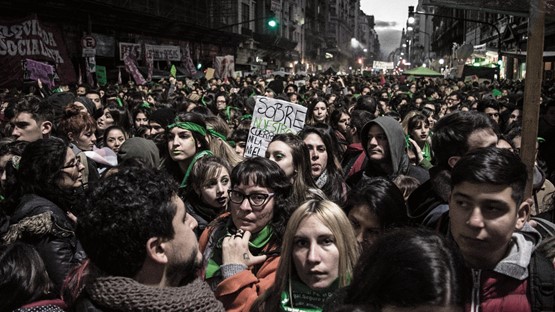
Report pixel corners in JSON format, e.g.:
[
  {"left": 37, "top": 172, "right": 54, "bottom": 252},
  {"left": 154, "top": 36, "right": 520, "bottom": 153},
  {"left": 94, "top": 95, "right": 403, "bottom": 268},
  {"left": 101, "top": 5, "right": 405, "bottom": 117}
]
[{"left": 251, "top": 199, "right": 359, "bottom": 312}]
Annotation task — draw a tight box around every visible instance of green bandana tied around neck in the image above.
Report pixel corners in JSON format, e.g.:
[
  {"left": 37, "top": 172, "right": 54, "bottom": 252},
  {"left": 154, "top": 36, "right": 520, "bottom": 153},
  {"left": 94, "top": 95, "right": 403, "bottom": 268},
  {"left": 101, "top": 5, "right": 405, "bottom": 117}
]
[
  {"left": 241, "top": 114, "right": 252, "bottom": 121},
  {"left": 280, "top": 278, "right": 339, "bottom": 312},
  {"left": 205, "top": 225, "right": 274, "bottom": 279},
  {"left": 167, "top": 121, "right": 207, "bottom": 136},
  {"left": 422, "top": 141, "right": 431, "bottom": 161},
  {"left": 179, "top": 150, "right": 213, "bottom": 189},
  {"left": 140, "top": 101, "right": 151, "bottom": 109}
]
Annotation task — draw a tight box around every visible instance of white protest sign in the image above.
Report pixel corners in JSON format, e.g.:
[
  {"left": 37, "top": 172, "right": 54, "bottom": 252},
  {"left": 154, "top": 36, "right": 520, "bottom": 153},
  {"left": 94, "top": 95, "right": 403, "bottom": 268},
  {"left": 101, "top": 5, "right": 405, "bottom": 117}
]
[
  {"left": 144, "top": 44, "right": 181, "bottom": 61},
  {"left": 245, "top": 96, "right": 307, "bottom": 158},
  {"left": 373, "top": 61, "right": 394, "bottom": 70},
  {"left": 119, "top": 42, "right": 141, "bottom": 60}
]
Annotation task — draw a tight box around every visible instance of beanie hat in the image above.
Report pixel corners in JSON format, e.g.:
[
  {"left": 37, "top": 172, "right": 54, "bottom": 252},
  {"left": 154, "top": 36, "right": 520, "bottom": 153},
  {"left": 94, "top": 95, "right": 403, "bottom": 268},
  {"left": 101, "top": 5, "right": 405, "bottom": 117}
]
[{"left": 75, "top": 96, "right": 102, "bottom": 119}]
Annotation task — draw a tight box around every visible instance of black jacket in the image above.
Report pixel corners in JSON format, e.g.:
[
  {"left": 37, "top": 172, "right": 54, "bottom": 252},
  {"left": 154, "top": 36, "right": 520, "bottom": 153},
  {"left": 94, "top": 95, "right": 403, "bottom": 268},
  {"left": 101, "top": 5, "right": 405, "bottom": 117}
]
[{"left": 3, "top": 194, "right": 86, "bottom": 294}]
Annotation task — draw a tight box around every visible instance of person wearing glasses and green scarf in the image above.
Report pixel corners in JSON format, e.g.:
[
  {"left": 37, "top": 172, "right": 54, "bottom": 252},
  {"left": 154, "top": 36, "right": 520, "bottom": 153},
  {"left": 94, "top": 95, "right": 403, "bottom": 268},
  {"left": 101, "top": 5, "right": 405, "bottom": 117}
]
[{"left": 199, "top": 157, "right": 292, "bottom": 312}]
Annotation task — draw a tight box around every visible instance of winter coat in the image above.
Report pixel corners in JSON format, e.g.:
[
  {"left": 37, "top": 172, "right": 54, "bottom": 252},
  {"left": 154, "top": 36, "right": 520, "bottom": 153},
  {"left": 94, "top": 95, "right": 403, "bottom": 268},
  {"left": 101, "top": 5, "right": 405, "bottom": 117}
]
[
  {"left": 2, "top": 194, "right": 86, "bottom": 295},
  {"left": 199, "top": 213, "right": 280, "bottom": 312},
  {"left": 464, "top": 224, "right": 540, "bottom": 312}
]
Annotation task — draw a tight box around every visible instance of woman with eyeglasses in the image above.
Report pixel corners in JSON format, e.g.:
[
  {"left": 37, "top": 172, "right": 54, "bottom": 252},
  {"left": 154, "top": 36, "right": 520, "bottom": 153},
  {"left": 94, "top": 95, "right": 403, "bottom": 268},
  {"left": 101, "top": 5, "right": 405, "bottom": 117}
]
[
  {"left": 0, "top": 138, "right": 86, "bottom": 295},
  {"left": 199, "top": 157, "right": 292, "bottom": 312}
]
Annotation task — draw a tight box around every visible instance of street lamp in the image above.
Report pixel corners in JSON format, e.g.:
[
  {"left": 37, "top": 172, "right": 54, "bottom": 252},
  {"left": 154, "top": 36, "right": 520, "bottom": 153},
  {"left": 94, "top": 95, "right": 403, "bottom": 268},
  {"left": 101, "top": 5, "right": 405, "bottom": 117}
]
[{"left": 408, "top": 6, "right": 415, "bottom": 24}]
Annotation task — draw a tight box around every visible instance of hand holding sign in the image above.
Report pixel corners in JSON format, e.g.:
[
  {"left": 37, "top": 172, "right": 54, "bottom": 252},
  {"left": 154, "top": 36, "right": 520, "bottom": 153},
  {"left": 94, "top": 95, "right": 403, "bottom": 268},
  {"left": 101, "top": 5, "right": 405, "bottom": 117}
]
[{"left": 244, "top": 96, "right": 307, "bottom": 158}]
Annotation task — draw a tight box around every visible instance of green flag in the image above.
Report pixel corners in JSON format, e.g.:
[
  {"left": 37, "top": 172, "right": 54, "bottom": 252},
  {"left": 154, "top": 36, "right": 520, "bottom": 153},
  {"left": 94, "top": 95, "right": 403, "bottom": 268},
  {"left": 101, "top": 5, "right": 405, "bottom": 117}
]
[
  {"left": 96, "top": 65, "right": 107, "bottom": 86},
  {"left": 170, "top": 65, "right": 177, "bottom": 78}
]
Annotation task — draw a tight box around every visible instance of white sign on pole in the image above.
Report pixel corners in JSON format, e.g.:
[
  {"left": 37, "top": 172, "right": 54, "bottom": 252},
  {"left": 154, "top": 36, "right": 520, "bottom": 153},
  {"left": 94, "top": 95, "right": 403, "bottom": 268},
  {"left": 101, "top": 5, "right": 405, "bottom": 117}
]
[
  {"left": 144, "top": 44, "right": 182, "bottom": 61},
  {"left": 119, "top": 43, "right": 142, "bottom": 60},
  {"left": 244, "top": 96, "right": 307, "bottom": 158},
  {"left": 82, "top": 47, "right": 96, "bottom": 57}
]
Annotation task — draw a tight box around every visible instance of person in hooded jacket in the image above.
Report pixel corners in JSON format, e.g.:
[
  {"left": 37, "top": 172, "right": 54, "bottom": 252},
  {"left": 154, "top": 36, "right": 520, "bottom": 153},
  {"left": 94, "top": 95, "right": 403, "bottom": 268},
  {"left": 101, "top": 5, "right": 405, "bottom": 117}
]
[{"left": 346, "top": 116, "right": 429, "bottom": 188}]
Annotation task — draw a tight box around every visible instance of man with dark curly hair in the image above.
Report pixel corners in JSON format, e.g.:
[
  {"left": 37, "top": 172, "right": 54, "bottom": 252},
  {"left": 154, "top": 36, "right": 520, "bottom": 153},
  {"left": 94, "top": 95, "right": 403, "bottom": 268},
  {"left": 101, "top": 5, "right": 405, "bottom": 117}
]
[{"left": 74, "top": 167, "right": 224, "bottom": 311}]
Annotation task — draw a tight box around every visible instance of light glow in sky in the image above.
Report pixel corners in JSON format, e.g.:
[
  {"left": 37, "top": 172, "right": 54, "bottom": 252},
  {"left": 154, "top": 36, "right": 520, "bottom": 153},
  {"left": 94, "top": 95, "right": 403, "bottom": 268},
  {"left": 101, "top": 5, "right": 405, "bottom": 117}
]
[{"left": 361, "top": 0, "right": 419, "bottom": 58}]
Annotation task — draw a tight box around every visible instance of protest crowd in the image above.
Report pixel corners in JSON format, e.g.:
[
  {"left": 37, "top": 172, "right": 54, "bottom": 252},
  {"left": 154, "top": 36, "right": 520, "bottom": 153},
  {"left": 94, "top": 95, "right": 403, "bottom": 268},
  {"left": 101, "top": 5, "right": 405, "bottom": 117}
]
[{"left": 1, "top": 71, "right": 555, "bottom": 312}]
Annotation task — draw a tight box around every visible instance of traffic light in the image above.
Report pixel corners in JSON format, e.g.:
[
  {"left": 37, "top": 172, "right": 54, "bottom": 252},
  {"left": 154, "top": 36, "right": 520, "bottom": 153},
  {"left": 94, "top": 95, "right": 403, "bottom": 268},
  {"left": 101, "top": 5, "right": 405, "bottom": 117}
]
[
  {"left": 408, "top": 6, "right": 415, "bottom": 24},
  {"left": 267, "top": 11, "right": 278, "bottom": 29}
]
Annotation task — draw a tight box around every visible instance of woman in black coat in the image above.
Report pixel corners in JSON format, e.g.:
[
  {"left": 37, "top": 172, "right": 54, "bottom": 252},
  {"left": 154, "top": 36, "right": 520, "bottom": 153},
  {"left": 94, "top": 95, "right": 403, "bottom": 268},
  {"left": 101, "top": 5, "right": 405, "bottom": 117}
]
[{"left": 1, "top": 138, "right": 86, "bottom": 295}]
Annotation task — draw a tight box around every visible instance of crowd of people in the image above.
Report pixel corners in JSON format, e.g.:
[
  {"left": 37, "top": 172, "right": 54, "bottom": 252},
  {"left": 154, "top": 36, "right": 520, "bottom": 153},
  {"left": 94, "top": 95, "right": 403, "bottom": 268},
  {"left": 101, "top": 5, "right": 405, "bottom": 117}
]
[{"left": 1, "top": 72, "right": 555, "bottom": 311}]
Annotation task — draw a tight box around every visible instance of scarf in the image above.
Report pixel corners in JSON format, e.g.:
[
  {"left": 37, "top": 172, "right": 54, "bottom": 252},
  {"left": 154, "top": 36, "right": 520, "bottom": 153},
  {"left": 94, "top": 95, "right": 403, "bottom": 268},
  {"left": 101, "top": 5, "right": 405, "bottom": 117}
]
[
  {"left": 85, "top": 276, "right": 224, "bottom": 312},
  {"left": 315, "top": 170, "right": 328, "bottom": 189},
  {"left": 422, "top": 141, "right": 431, "bottom": 161},
  {"left": 280, "top": 277, "right": 339, "bottom": 312},
  {"left": 205, "top": 225, "right": 273, "bottom": 279}
]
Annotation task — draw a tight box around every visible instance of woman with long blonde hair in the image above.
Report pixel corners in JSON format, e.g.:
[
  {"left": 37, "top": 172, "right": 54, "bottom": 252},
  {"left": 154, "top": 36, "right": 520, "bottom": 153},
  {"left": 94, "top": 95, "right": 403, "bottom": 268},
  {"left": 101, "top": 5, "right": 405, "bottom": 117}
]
[{"left": 251, "top": 198, "right": 359, "bottom": 311}]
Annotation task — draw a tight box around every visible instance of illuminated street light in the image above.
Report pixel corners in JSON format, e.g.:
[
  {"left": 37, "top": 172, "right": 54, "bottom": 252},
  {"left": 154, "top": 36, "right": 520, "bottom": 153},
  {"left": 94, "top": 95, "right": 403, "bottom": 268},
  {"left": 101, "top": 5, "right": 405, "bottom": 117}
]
[
  {"left": 408, "top": 6, "right": 415, "bottom": 24},
  {"left": 439, "top": 58, "right": 445, "bottom": 65}
]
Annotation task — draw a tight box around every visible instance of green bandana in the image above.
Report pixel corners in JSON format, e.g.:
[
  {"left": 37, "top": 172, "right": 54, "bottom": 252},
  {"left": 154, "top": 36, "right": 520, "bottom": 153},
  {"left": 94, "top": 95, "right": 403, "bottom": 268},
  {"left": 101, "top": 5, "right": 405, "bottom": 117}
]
[
  {"left": 139, "top": 101, "right": 151, "bottom": 109},
  {"left": 205, "top": 225, "right": 274, "bottom": 279},
  {"left": 180, "top": 150, "right": 213, "bottom": 188},
  {"left": 167, "top": 121, "right": 207, "bottom": 136},
  {"left": 208, "top": 129, "right": 227, "bottom": 141},
  {"left": 241, "top": 114, "right": 252, "bottom": 121},
  {"left": 280, "top": 278, "right": 339, "bottom": 312},
  {"left": 115, "top": 98, "right": 123, "bottom": 107}
]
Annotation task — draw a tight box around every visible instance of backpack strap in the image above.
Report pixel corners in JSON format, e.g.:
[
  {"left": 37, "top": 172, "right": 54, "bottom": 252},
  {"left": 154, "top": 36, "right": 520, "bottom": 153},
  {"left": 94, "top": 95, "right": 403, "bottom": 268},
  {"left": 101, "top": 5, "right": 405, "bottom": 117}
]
[
  {"left": 531, "top": 217, "right": 555, "bottom": 238},
  {"left": 528, "top": 251, "right": 555, "bottom": 312}
]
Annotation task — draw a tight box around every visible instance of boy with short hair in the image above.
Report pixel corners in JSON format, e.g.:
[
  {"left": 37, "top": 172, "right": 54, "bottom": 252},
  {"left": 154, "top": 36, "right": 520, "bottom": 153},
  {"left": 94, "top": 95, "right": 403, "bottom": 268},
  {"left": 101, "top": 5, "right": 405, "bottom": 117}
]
[{"left": 449, "top": 147, "right": 550, "bottom": 311}]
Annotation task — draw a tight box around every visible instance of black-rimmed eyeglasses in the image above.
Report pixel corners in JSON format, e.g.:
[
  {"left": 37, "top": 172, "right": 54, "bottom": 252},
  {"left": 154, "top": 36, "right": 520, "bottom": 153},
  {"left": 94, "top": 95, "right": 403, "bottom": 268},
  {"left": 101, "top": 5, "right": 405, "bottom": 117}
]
[{"left": 228, "top": 190, "right": 274, "bottom": 208}]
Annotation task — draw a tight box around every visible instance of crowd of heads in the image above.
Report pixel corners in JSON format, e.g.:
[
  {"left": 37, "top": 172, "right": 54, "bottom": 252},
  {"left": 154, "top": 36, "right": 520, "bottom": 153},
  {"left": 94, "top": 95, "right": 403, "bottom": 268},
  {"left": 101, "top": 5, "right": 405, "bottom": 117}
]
[{"left": 1, "top": 72, "right": 555, "bottom": 311}]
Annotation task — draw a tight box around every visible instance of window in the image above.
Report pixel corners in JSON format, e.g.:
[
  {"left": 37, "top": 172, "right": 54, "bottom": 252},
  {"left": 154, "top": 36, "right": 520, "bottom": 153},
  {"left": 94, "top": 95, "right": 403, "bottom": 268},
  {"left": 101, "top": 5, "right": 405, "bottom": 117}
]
[{"left": 242, "top": 3, "right": 250, "bottom": 26}]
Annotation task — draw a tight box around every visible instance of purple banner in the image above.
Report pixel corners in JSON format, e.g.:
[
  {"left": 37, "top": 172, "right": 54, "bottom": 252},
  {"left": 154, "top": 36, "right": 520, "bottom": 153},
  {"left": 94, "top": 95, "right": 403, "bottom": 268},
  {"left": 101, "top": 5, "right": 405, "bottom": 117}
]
[
  {"left": 24, "top": 59, "right": 54, "bottom": 88},
  {"left": 181, "top": 44, "right": 197, "bottom": 77},
  {"left": 123, "top": 53, "right": 146, "bottom": 85}
]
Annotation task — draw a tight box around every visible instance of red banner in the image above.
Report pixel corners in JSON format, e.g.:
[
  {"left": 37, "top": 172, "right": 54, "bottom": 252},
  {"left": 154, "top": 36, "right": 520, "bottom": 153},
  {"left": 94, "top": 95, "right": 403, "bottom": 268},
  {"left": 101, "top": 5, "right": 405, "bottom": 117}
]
[{"left": 0, "top": 15, "right": 76, "bottom": 88}]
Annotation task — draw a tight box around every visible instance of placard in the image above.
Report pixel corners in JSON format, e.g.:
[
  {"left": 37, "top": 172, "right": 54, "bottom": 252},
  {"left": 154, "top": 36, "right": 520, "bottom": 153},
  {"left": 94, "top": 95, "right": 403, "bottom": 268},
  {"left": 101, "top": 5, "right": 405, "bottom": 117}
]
[
  {"left": 144, "top": 44, "right": 181, "bottom": 61},
  {"left": 244, "top": 96, "right": 307, "bottom": 157},
  {"left": 119, "top": 42, "right": 141, "bottom": 61},
  {"left": 24, "top": 59, "right": 55, "bottom": 88}
]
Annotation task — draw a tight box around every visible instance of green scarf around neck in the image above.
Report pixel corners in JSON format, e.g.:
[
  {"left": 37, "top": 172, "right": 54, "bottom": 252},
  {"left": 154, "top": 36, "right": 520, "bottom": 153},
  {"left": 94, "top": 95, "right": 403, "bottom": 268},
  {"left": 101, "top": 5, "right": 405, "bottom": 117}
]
[
  {"left": 280, "top": 277, "right": 339, "bottom": 312},
  {"left": 205, "top": 225, "right": 273, "bottom": 279}
]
